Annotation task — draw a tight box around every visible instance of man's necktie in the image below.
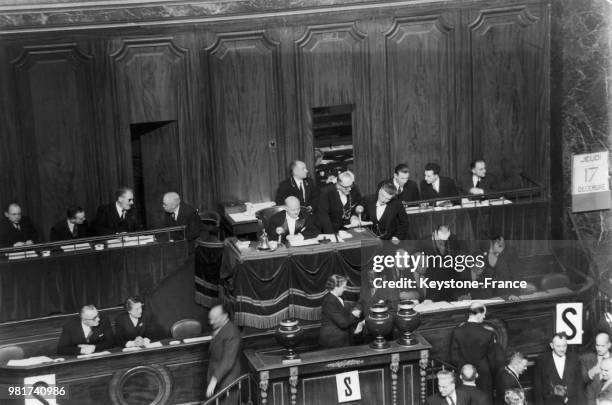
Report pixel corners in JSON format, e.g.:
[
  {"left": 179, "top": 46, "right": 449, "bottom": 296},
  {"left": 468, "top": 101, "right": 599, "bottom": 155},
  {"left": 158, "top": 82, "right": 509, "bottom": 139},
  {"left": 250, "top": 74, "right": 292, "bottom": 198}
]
[
  {"left": 121, "top": 209, "right": 126, "bottom": 220},
  {"left": 171, "top": 212, "right": 176, "bottom": 221},
  {"left": 72, "top": 225, "right": 78, "bottom": 238},
  {"left": 447, "top": 396, "right": 455, "bottom": 405},
  {"left": 13, "top": 223, "right": 20, "bottom": 231},
  {"left": 476, "top": 179, "right": 481, "bottom": 188},
  {"left": 299, "top": 182, "right": 305, "bottom": 201},
  {"left": 86, "top": 330, "right": 93, "bottom": 343},
  {"left": 398, "top": 187, "right": 403, "bottom": 194}
]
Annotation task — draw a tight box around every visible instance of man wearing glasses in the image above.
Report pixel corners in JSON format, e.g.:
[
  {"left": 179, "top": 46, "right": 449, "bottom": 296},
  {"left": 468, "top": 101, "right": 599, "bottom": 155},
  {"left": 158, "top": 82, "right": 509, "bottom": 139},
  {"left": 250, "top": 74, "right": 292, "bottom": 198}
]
[
  {"left": 317, "top": 171, "right": 363, "bottom": 234},
  {"left": 57, "top": 305, "right": 114, "bottom": 355},
  {"left": 93, "top": 187, "right": 143, "bottom": 235}
]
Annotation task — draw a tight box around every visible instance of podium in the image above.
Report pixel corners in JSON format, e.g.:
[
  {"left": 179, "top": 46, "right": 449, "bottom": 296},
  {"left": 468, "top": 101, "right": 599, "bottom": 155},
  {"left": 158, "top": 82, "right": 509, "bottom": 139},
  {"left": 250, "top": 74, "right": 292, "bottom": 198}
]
[{"left": 245, "top": 335, "right": 431, "bottom": 405}]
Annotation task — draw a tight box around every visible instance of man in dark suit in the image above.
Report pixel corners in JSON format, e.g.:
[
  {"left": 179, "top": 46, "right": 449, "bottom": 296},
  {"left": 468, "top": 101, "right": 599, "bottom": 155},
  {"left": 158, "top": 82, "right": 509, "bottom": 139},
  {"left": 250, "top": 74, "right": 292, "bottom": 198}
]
[
  {"left": 93, "top": 187, "right": 143, "bottom": 235},
  {"left": 583, "top": 333, "right": 612, "bottom": 404},
  {"left": 317, "top": 171, "right": 363, "bottom": 234},
  {"left": 266, "top": 196, "right": 319, "bottom": 243},
  {"left": 0, "top": 203, "right": 39, "bottom": 247},
  {"left": 206, "top": 303, "right": 242, "bottom": 400},
  {"left": 57, "top": 305, "right": 114, "bottom": 355},
  {"left": 420, "top": 162, "right": 459, "bottom": 203},
  {"left": 588, "top": 358, "right": 612, "bottom": 405},
  {"left": 159, "top": 192, "right": 201, "bottom": 242},
  {"left": 361, "top": 182, "right": 409, "bottom": 240},
  {"left": 534, "top": 332, "right": 584, "bottom": 405},
  {"left": 114, "top": 296, "right": 162, "bottom": 348},
  {"left": 49, "top": 205, "right": 90, "bottom": 242},
  {"left": 495, "top": 351, "right": 528, "bottom": 404},
  {"left": 459, "top": 364, "right": 489, "bottom": 405},
  {"left": 378, "top": 163, "right": 420, "bottom": 204},
  {"left": 450, "top": 303, "right": 498, "bottom": 400},
  {"left": 275, "top": 160, "right": 319, "bottom": 212},
  {"left": 459, "top": 159, "right": 496, "bottom": 196},
  {"left": 427, "top": 370, "right": 471, "bottom": 405},
  {"left": 419, "top": 225, "right": 469, "bottom": 302}
]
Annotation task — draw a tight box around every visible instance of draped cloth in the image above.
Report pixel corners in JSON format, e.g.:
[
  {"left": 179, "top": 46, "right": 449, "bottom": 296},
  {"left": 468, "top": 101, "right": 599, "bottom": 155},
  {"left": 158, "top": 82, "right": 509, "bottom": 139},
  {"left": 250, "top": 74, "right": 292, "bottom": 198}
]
[{"left": 220, "top": 234, "right": 380, "bottom": 329}]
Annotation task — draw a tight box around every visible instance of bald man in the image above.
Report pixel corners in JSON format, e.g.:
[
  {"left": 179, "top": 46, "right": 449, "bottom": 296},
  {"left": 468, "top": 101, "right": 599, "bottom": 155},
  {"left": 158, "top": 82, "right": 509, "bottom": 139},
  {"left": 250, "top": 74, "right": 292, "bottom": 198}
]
[
  {"left": 459, "top": 364, "right": 488, "bottom": 405},
  {"left": 426, "top": 370, "right": 470, "bottom": 405},
  {"left": 535, "top": 332, "right": 583, "bottom": 405},
  {"left": 588, "top": 358, "right": 612, "bottom": 405},
  {"left": 57, "top": 305, "right": 114, "bottom": 355},
  {"left": 159, "top": 192, "right": 201, "bottom": 242},
  {"left": 317, "top": 171, "right": 363, "bottom": 233},
  {"left": 585, "top": 334, "right": 612, "bottom": 404},
  {"left": 275, "top": 160, "right": 319, "bottom": 211},
  {"left": 0, "top": 203, "right": 39, "bottom": 247},
  {"left": 266, "top": 196, "right": 319, "bottom": 243}
]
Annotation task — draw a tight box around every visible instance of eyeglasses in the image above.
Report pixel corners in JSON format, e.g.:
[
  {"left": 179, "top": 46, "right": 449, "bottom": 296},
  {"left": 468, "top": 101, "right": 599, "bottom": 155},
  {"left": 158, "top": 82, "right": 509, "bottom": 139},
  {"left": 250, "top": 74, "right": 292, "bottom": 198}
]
[
  {"left": 337, "top": 184, "right": 353, "bottom": 190},
  {"left": 83, "top": 314, "right": 100, "bottom": 321}
]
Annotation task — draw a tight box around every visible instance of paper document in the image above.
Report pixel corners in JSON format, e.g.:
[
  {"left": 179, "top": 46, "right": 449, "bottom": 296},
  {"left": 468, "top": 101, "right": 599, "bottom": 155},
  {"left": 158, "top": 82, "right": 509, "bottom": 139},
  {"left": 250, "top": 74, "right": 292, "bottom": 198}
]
[
  {"left": 76, "top": 351, "right": 111, "bottom": 359},
  {"left": 183, "top": 336, "right": 212, "bottom": 343},
  {"left": 7, "top": 356, "right": 55, "bottom": 366}
]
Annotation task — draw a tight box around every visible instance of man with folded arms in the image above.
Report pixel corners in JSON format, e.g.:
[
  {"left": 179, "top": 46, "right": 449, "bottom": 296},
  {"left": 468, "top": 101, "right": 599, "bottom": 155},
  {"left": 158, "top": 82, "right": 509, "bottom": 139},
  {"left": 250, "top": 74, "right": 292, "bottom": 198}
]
[
  {"left": 0, "top": 203, "right": 39, "bottom": 247},
  {"left": 57, "top": 305, "right": 114, "bottom": 355},
  {"left": 49, "top": 205, "right": 90, "bottom": 241},
  {"left": 266, "top": 196, "right": 319, "bottom": 243}
]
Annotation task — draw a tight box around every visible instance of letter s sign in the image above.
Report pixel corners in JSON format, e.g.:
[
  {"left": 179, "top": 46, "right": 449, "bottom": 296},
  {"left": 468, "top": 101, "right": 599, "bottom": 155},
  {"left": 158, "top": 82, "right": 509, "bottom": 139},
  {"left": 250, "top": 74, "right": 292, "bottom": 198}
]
[
  {"left": 556, "top": 303, "right": 583, "bottom": 344},
  {"left": 336, "top": 371, "right": 361, "bottom": 403}
]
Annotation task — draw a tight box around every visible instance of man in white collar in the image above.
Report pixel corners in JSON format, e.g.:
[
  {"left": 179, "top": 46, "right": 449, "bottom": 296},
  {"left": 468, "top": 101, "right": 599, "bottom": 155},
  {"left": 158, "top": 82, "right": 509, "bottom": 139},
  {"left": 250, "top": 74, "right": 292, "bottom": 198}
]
[
  {"left": 377, "top": 164, "right": 420, "bottom": 204},
  {"left": 595, "top": 358, "right": 612, "bottom": 404},
  {"left": 317, "top": 171, "right": 363, "bottom": 233},
  {"left": 427, "top": 370, "right": 470, "bottom": 405},
  {"left": 275, "top": 160, "right": 319, "bottom": 211},
  {"left": 459, "top": 159, "right": 495, "bottom": 195},
  {"left": 57, "top": 305, "right": 114, "bottom": 355},
  {"left": 266, "top": 196, "right": 319, "bottom": 243},
  {"left": 361, "top": 182, "right": 409, "bottom": 240},
  {"left": 419, "top": 162, "right": 459, "bottom": 204},
  {"left": 535, "top": 332, "right": 584, "bottom": 405},
  {"left": 495, "top": 351, "right": 528, "bottom": 404},
  {"left": 93, "top": 187, "right": 143, "bottom": 235},
  {"left": 585, "top": 334, "right": 612, "bottom": 405},
  {"left": 160, "top": 191, "right": 201, "bottom": 242}
]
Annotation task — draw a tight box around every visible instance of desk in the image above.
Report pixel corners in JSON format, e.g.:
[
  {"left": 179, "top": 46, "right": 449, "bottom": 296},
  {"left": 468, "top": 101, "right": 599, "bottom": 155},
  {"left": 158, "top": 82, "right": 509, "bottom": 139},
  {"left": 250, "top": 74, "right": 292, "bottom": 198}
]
[
  {"left": 0, "top": 337, "right": 210, "bottom": 404},
  {"left": 0, "top": 240, "right": 189, "bottom": 322},
  {"left": 245, "top": 335, "right": 431, "bottom": 405},
  {"left": 221, "top": 230, "right": 380, "bottom": 328}
]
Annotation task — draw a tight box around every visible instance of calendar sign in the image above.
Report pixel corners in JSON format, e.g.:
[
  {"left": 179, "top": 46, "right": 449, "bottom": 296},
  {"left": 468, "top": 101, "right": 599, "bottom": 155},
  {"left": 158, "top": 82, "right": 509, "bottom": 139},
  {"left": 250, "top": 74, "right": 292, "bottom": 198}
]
[{"left": 572, "top": 151, "right": 610, "bottom": 212}]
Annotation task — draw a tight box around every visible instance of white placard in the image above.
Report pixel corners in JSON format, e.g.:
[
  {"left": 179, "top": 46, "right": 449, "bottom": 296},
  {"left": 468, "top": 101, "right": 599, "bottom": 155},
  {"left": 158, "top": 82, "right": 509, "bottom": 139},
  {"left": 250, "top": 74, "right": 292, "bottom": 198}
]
[
  {"left": 556, "top": 303, "right": 583, "bottom": 344},
  {"left": 335, "top": 370, "right": 361, "bottom": 403},
  {"left": 24, "top": 374, "right": 57, "bottom": 405},
  {"left": 572, "top": 151, "right": 611, "bottom": 212}
]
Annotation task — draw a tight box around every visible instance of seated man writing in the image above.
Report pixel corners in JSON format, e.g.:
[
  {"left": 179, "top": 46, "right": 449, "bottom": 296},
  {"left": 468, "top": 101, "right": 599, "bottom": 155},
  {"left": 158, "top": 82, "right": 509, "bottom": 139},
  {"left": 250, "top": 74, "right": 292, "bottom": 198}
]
[
  {"left": 317, "top": 171, "right": 363, "bottom": 234},
  {"left": 266, "top": 196, "right": 319, "bottom": 243},
  {"left": 57, "top": 305, "right": 114, "bottom": 355}
]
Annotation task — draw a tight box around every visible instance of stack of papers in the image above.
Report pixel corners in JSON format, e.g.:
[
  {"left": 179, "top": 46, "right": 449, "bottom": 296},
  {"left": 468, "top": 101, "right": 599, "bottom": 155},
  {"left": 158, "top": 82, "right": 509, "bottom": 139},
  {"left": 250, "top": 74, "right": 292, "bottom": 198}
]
[
  {"left": 490, "top": 198, "right": 512, "bottom": 206},
  {"left": 183, "top": 335, "right": 212, "bottom": 343},
  {"left": 228, "top": 201, "right": 276, "bottom": 222},
  {"left": 107, "top": 235, "right": 155, "bottom": 248},
  {"left": 7, "top": 251, "right": 38, "bottom": 260},
  {"left": 76, "top": 351, "right": 111, "bottom": 359},
  {"left": 7, "top": 356, "right": 55, "bottom": 366},
  {"left": 144, "top": 341, "right": 163, "bottom": 348},
  {"left": 61, "top": 243, "right": 91, "bottom": 252},
  {"left": 288, "top": 238, "right": 320, "bottom": 247},
  {"left": 414, "top": 301, "right": 454, "bottom": 312}
]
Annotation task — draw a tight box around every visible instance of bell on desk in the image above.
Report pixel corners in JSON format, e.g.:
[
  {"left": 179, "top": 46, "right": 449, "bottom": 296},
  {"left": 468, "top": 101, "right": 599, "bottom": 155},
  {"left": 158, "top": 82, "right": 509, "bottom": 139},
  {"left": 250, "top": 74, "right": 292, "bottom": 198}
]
[{"left": 257, "top": 229, "right": 271, "bottom": 250}]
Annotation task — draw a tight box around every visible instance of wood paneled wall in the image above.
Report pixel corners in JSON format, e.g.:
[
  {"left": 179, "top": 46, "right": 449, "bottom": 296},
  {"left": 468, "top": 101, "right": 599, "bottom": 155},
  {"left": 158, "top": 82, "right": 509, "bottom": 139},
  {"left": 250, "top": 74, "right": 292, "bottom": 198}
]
[{"left": 0, "top": 0, "right": 550, "bottom": 240}]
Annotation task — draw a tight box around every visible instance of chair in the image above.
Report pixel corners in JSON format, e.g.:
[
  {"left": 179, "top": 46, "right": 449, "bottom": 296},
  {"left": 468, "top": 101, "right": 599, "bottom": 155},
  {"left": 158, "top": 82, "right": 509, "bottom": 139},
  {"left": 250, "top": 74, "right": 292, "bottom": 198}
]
[
  {"left": 170, "top": 319, "right": 202, "bottom": 339},
  {"left": 540, "top": 273, "right": 571, "bottom": 291},
  {"left": 199, "top": 210, "right": 222, "bottom": 240},
  {"left": 255, "top": 206, "right": 285, "bottom": 230},
  {"left": 0, "top": 345, "right": 24, "bottom": 365},
  {"left": 195, "top": 239, "right": 225, "bottom": 308}
]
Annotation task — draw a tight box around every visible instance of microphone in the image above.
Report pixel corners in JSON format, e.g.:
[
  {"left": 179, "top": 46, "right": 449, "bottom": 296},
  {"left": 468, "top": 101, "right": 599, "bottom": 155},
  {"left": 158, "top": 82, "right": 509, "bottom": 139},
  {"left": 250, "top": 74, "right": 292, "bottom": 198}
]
[
  {"left": 355, "top": 205, "right": 365, "bottom": 232},
  {"left": 275, "top": 226, "right": 285, "bottom": 245}
]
